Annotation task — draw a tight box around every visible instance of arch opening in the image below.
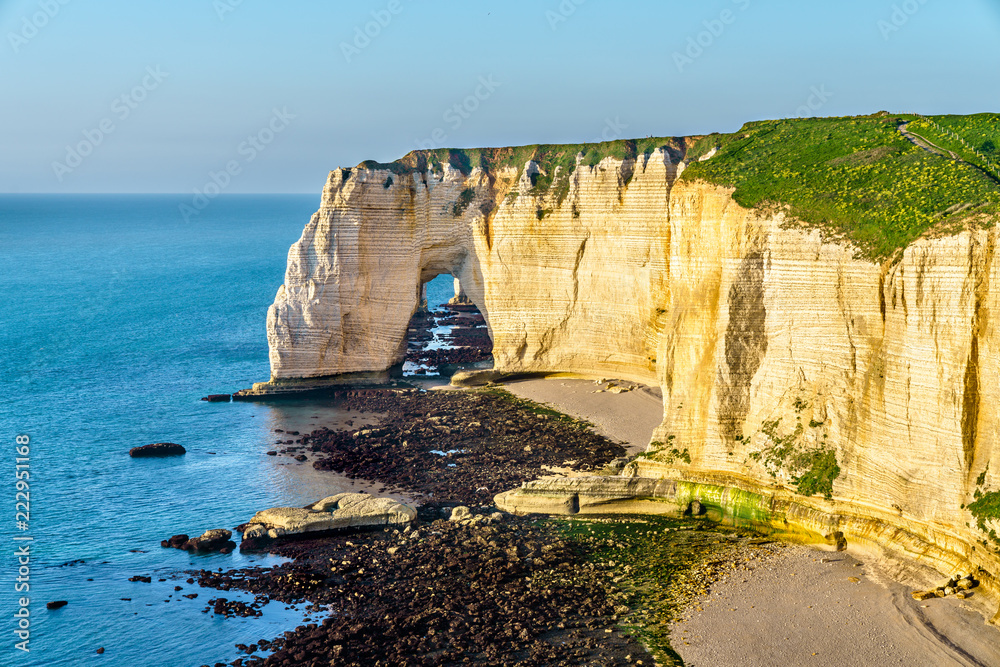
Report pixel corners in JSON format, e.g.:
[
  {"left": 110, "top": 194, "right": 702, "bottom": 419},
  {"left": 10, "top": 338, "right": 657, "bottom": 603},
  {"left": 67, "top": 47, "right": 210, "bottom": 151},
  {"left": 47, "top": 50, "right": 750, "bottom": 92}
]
[{"left": 402, "top": 273, "right": 493, "bottom": 379}]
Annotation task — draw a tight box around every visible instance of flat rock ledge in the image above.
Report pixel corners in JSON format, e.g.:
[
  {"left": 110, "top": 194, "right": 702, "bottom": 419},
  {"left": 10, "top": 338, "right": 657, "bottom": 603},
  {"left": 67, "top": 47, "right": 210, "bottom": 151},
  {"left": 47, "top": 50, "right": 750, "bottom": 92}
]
[
  {"left": 240, "top": 493, "right": 416, "bottom": 552},
  {"left": 233, "top": 371, "right": 405, "bottom": 401},
  {"left": 129, "top": 442, "right": 186, "bottom": 458},
  {"left": 495, "top": 475, "right": 687, "bottom": 516}
]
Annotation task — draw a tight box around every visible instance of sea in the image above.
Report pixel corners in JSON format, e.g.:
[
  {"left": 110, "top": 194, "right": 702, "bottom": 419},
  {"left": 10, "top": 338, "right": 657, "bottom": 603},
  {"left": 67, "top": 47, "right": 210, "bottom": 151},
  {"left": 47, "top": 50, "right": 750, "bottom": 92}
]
[{"left": 0, "top": 194, "right": 456, "bottom": 666}]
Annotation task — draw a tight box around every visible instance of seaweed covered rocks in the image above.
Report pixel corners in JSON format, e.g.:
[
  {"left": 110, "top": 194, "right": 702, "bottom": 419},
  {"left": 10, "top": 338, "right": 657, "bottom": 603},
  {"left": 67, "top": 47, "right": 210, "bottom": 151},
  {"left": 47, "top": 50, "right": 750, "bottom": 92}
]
[
  {"left": 304, "top": 388, "right": 627, "bottom": 505},
  {"left": 199, "top": 510, "right": 651, "bottom": 666}
]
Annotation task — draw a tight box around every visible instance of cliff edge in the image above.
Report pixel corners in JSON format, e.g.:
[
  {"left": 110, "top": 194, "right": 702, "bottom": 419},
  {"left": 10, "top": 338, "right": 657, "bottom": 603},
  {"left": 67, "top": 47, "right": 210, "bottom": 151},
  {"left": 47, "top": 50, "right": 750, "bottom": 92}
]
[{"left": 248, "top": 113, "right": 1000, "bottom": 619}]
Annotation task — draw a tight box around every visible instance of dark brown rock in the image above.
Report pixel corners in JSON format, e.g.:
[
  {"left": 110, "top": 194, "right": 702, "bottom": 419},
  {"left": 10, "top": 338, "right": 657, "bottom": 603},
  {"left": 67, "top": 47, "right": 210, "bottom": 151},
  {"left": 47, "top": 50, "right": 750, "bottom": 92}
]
[
  {"left": 161, "top": 534, "right": 189, "bottom": 549},
  {"left": 129, "top": 443, "right": 186, "bottom": 458}
]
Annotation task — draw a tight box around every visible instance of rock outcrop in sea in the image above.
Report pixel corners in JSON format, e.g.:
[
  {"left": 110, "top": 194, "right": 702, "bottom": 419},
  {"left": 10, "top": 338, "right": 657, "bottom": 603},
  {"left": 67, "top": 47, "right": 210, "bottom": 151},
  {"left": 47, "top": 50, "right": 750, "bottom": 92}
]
[
  {"left": 241, "top": 120, "right": 1000, "bottom": 621},
  {"left": 129, "top": 442, "right": 186, "bottom": 457}
]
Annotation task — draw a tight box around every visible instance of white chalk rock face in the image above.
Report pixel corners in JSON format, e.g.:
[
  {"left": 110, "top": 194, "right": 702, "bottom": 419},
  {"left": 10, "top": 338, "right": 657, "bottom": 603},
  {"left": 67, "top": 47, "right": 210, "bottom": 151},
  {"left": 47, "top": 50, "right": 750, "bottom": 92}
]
[
  {"left": 261, "top": 148, "right": 1000, "bottom": 606},
  {"left": 267, "top": 165, "right": 486, "bottom": 379}
]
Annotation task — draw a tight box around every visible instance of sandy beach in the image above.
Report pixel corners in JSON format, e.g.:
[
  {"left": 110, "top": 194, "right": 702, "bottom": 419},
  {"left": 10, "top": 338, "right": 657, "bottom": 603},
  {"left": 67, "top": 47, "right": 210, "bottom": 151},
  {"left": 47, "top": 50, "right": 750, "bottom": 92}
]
[
  {"left": 669, "top": 542, "right": 1000, "bottom": 666},
  {"left": 501, "top": 376, "right": 664, "bottom": 453},
  {"left": 501, "top": 375, "right": 1000, "bottom": 666}
]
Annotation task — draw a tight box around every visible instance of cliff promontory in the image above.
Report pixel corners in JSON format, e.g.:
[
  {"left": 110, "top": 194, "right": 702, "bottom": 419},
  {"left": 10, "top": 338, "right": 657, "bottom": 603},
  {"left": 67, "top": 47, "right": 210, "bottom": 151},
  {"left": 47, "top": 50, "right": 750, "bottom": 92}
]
[{"left": 251, "top": 113, "right": 1000, "bottom": 617}]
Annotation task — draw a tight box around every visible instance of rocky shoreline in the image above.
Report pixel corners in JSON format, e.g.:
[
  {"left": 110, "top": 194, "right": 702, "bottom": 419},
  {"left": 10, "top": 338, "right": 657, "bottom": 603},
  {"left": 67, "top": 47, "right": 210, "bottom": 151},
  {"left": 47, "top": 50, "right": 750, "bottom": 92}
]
[
  {"left": 305, "top": 388, "right": 625, "bottom": 506},
  {"left": 198, "top": 509, "right": 651, "bottom": 666},
  {"left": 404, "top": 304, "right": 492, "bottom": 375},
  {"left": 184, "top": 380, "right": 780, "bottom": 666},
  {"left": 181, "top": 303, "right": 1000, "bottom": 665},
  {"left": 183, "top": 306, "right": 779, "bottom": 665}
]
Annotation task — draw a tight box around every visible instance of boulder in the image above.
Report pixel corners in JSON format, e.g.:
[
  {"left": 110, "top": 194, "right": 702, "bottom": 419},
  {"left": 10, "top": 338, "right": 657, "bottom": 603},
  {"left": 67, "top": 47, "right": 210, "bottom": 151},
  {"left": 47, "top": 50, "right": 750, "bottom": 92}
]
[
  {"left": 449, "top": 506, "right": 472, "bottom": 522},
  {"left": 163, "top": 528, "right": 235, "bottom": 553},
  {"left": 957, "top": 577, "right": 978, "bottom": 590},
  {"left": 450, "top": 370, "right": 507, "bottom": 387},
  {"left": 46, "top": 601, "right": 68, "bottom": 610},
  {"left": 183, "top": 528, "right": 236, "bottom": 553},
  {"left": 129, "top": 443, "right": 186, "bottom": 458},
  {"left": 239, "top": 493, "right": 416, "bottom": 552},
  {"left": 826, "top": 531, "right": 848, "bottom": 551},
  {"left": 199, "top": 528, "right": 231, "bottom": 542},
  {"left": 160, "top": 534, "right": 189, "bottom": 548}
]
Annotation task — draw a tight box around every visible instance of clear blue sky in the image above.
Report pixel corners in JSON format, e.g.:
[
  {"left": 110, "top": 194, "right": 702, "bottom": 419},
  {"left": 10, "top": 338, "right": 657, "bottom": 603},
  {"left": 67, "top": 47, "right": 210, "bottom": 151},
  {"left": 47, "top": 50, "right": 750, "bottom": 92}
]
[{"left": 3, "top": 0, "right": 998, "bottom": 193}]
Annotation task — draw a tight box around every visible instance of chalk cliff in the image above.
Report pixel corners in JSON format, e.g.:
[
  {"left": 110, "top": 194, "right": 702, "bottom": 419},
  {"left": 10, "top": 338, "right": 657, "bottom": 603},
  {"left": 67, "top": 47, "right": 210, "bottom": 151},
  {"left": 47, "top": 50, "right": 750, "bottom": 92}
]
[{"left": 250, "top": 121, "right": 1000, "bottom": 615}]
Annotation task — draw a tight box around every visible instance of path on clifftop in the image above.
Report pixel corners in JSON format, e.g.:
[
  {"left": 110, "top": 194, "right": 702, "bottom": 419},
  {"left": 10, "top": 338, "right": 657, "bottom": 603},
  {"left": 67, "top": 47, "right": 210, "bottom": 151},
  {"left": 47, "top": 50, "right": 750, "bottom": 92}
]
[
  {"left": 899, "top": 122, "right": 962, "bottom": 160},
  {"left": 899, "top": 122, "right": 1000, "bottom": 186}
]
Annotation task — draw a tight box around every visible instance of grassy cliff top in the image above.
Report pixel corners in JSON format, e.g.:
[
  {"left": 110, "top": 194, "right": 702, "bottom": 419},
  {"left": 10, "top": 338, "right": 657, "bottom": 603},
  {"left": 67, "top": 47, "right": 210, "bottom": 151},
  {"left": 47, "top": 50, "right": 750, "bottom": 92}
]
[
  {"left": 358, "top": 137, "right": 690, "bottom": 208},
  {"left": 684, "top": 113, "right": 1000, "bottom": 259},
  {"left": 361, "top": 113, "right": 1000, "bottom": 260},
  {"left": 359, "top": 137, "right": 689, "bottom": 178}
]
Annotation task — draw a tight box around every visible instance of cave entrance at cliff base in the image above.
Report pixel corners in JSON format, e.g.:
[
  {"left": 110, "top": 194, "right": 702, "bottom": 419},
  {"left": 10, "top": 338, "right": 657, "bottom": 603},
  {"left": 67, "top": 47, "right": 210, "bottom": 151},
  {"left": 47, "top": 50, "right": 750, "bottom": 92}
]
[{"left": 402, "top": 274, "right": 493, "bottom": 379}]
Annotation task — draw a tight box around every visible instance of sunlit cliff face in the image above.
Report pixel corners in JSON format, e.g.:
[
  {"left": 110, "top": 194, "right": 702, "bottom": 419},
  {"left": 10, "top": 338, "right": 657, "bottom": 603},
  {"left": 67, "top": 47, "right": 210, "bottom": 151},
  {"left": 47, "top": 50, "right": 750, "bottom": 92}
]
[{"left": 265, "top": 152, "right": 1000, "bottom": 608}]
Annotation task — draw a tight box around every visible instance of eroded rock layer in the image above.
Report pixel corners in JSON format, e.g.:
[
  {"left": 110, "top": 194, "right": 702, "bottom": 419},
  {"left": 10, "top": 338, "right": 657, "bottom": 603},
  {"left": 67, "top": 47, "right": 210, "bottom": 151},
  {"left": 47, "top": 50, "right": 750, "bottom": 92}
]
[{"left": 257, "top": 147, "right": 1000, "bottom": 612}]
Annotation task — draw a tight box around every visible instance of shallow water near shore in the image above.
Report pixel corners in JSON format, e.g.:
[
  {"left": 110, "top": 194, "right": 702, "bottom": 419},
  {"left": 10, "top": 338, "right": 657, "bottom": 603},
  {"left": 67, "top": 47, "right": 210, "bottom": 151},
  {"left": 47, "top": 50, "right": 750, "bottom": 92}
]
[{"left": 0, "top": 195, "right": 455, "bottom": 666}]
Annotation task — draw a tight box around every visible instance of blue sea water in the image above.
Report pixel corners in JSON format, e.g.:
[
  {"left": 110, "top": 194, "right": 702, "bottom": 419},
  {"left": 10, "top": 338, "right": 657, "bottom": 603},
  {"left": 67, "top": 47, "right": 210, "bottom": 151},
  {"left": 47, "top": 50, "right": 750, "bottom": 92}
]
[{"left": 0, "top": 195, "right": 455, "bottom": 666}]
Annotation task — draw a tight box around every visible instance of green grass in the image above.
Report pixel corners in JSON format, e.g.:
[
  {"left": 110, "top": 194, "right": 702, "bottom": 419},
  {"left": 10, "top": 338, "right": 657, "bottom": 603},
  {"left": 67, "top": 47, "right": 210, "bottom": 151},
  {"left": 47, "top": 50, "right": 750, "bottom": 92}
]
[
  {"left": 968, "top": 491, "right": 1000, "bottom": 548},
  {"left": 451, "top": 187, "right": 475, "bottom": 217},
  {"left": 359, "top": 113, "right": 1000, "bottom": 261},
  {"left": 905, "top": 114, "right": 1000, "bottom": 182},
  {"left": 359, "top": 138, "right": 686, "bottom": 207},
  {"left": 682, "top": 113, "right": 1000, "bottom": 260},
  {"left": 639, "top": 437, "right": 691, "bottom": 465},
  {"left": 746, "top": 417, "right": 840, "bottom": 499},
  {"left": 791, "top": 449, "right": 840, "bottom": 499}
]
